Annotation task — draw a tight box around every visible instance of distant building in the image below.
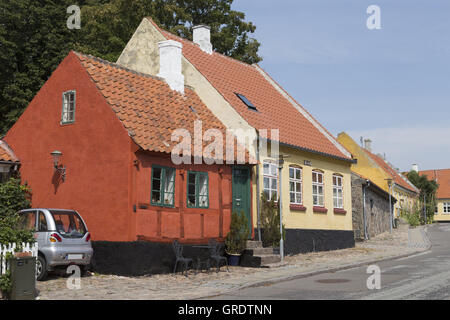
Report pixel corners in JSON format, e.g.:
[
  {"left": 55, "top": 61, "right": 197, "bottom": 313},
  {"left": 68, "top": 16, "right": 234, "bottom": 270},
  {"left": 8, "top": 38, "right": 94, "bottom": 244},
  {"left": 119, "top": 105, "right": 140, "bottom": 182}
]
[{"left": 418, "top": 168, "right": 450, "bottom": 222}]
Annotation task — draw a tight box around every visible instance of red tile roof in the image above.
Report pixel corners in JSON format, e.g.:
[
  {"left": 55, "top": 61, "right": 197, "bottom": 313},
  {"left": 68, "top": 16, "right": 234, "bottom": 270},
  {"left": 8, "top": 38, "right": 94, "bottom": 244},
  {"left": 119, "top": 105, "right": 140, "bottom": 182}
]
[
  {"left": 146, "top": 18, "right": 352, "bottom": 162},
  {"left": 419, "top": 169, "right": 450, "bottom": 199},
  {"left": 364, "top": 150, "right": 419, "bottom": 194},
  {"left": 74, "top": 52, "right": 251, "bottom": 163},
  {"left": 0, "top": 140, "right": 19, "bottom": 162}
]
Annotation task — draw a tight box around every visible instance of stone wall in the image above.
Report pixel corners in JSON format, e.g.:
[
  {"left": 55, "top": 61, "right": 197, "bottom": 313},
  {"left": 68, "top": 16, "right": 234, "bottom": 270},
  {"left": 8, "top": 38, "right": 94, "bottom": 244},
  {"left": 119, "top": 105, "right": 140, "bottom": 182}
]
[{"left": 352, "top": 173, "right": 392, "bottom": 240}]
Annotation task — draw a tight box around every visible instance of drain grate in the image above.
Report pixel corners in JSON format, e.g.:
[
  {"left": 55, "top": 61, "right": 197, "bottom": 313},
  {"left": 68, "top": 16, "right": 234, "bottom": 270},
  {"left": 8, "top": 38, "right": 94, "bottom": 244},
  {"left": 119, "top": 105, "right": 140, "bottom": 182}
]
[{"left": 315, "top": 278, "right": 351, "bottom": 284}]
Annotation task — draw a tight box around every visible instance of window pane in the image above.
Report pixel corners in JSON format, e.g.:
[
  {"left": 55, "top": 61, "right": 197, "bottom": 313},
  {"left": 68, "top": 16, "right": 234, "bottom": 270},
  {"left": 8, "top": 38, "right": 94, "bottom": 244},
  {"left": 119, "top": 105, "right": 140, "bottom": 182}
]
[
  {"left": 198, "top": 174, "right": 208, "bottom": 196},
  {"left": 290, "top": 192, "right": 295, "bottom": 203},
  {"left": 289, "top": 167, "right": 294, "bottom": 179},
  {"left": 263, "top": 177, "right": 269, "bottom": 189},
  {"left": 313, "top": 195, "right": 318, "bottom": 206},
  {"left": 333, "top": 176, "right": 337, "bottom": 186},
  {"left": 263, "top": 163, "right": 269, "bottom": 175},
  {"left": 290, "top": 181, "right": 294, "bottom": 192},
  {"left": 38, "top": 212, "right": 48, "bottom": 232},
  {"left": 312, "top": 172, "right": 317, "bottom": 182},
  {"left": 318, "top": 173, "right": 323, "bottom": 183},
  {"left": 296, "top": 193, "right": 302, "bottom": 204},
  {"left": 152, "top": 178, "right": 161, "bottom": 194},
  {"left": 271, "top": 178, "right": 277, "bottom": 191},
  {"left": 199, "top": 195, "right": 208, "bottom": 207},
  {"left": 271, "top": 164, "right": 277, "bottom": 176},
  {"left": 296, "top": 169, "right": 301, "bottom": 180},
  {"left": 188, "top": 195, "right": 196, "bottom": 206},
  {"left": 296, "top": 182, "right": 301, "bottom": 192},
  {"left": 188, "top": 183, "right": 196, "bottom": 196},
  {"left": 152, "top": 191, "right": 161, "bottom": 203}
]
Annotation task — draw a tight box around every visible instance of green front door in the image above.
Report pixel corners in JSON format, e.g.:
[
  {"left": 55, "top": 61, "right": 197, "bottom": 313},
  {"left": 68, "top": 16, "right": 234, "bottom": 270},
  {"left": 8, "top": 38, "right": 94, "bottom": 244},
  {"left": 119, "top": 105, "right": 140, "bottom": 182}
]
[{"left": 232, "top": 167, "right": 252, "bottom": 238}]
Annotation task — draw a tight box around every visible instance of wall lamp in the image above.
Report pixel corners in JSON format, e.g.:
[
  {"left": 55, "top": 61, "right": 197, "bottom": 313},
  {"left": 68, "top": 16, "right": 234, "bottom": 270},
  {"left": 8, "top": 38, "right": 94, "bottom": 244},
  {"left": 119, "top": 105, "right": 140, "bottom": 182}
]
[{"left": 51, "top": 150, "right": 66, "bottom": 182}]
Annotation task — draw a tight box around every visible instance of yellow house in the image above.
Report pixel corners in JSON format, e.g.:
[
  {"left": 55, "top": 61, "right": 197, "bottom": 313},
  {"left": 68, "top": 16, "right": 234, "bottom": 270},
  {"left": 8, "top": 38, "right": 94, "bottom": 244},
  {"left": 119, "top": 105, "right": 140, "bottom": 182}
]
[
  {"left": 337, "top": 133, "right": 419, "bottom": 219},
  {"left": 116, "top": 17, "right": 356, "bottom": 255},
  {"left": 418, "top": 169, "right": 450, "bottom": 222}
]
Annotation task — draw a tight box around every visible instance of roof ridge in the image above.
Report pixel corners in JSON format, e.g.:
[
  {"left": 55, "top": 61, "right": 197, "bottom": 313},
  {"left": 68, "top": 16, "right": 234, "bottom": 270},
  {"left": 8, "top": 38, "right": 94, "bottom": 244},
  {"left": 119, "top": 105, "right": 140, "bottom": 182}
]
[
  {"left": 144, "top": 17, "right": 255, "bottom": 70},
  {"left": 73, "top": 51, "right": 197, "bottom": 92}
]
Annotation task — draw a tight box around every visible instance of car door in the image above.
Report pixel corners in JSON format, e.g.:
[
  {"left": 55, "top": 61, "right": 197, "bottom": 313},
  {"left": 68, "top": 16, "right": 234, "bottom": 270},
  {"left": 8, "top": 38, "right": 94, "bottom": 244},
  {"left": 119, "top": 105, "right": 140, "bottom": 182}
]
[{"left": 36, "top": 210, "right": 50, "bottom": 247}]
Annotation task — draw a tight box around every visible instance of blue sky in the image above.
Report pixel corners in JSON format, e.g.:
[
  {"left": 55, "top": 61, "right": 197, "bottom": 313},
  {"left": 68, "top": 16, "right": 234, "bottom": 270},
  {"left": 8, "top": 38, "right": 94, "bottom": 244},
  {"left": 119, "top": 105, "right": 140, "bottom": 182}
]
[{"left": 232, "top": 0, "right": 450, "bottom": 172}]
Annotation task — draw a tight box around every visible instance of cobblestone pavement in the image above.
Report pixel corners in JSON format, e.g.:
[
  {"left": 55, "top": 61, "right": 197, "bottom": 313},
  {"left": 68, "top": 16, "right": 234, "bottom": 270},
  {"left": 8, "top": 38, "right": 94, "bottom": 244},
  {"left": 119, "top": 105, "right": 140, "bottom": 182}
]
[{"left": 35, "top": 223, "right": 429, "bottom": 300}]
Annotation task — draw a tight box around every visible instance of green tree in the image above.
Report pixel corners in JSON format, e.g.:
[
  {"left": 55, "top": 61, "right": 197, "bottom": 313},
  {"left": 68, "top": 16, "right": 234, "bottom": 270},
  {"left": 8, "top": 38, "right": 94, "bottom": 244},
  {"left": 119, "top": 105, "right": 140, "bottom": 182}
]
[
  {"left": 0, "top": 177, "right": 34, "bottom": 245},
  {"left": 406, "top": 170, "right": 439, "bottom": 224},
  {"left": 0, "top": 0, "right": 261, "bottom": 135},
  {"left": 260, "top": 192, "right": 285, "bottom": 248},
  {"left": 225, "top": 210, "right": 250, "bottom": 254}
]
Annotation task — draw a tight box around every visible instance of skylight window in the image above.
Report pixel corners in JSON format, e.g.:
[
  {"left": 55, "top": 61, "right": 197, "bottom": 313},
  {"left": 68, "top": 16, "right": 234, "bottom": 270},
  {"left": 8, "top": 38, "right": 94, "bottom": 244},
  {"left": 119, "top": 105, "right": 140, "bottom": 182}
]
[{"left": 235, "top": 93, "right": 257, "bottom": 111}]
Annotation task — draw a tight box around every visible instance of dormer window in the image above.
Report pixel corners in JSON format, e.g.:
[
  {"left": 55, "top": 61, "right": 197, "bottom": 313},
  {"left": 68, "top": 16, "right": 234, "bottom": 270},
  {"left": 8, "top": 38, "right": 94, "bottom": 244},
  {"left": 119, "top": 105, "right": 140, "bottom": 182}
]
[
  {"left": 61, "top": 90, "right": 76, "bottom": 124},
  {"left": 235, "top": 93, "right": 257, "bottom": 111}
]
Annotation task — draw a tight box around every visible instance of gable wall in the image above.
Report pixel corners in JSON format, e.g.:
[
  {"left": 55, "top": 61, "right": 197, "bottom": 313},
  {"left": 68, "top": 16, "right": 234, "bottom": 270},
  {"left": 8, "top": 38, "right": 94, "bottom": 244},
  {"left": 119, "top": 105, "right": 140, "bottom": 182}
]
[{"left": 5, "top": 53, "right": 134, "bottom": 241}]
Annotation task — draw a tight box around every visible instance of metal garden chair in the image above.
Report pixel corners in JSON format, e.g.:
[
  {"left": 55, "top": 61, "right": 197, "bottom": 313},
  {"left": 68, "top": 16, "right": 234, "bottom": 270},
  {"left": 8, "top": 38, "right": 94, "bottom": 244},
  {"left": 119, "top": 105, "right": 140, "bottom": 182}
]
[
  {"left": 208, "top": 239, "right": 229, "bottom": 273},
  {"left": 172, "top": 240, "right": 193, "bottom": 277}
]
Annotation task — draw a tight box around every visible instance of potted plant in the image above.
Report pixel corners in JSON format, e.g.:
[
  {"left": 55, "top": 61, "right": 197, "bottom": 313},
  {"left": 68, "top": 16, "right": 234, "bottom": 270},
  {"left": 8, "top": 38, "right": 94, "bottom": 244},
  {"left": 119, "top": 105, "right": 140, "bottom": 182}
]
[{"left": 225, "top": 211, "right": 250, "bottom": 266}]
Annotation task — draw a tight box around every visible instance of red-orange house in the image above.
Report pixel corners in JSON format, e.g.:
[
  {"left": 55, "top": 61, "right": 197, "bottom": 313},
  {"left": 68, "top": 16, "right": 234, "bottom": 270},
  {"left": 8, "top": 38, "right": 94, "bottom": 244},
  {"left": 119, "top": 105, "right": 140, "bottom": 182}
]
[{"left": 4, "top": 49, "right": 252, "bottom": 275}]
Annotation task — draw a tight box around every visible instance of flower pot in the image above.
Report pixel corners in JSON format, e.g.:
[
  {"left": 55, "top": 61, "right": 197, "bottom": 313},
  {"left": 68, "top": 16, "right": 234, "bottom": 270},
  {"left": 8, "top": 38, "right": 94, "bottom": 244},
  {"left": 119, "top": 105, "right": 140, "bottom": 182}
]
[{"left": 228, "top": 254, "right": 241, "bottom": 266}]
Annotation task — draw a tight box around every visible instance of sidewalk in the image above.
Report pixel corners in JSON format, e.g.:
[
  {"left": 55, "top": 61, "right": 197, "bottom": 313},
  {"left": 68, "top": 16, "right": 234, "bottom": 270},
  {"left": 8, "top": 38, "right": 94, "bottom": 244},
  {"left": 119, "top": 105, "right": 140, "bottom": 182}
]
[{"left": 35, "top": 223, "right": 430, "bottom": 300}]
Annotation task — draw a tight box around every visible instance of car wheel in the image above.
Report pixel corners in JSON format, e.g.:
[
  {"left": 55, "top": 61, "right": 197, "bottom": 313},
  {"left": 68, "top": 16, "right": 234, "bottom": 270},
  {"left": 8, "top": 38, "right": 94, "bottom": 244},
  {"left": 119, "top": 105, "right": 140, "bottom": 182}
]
[{"left": 36, "top": 255, "right": 48, "bottom": 281}]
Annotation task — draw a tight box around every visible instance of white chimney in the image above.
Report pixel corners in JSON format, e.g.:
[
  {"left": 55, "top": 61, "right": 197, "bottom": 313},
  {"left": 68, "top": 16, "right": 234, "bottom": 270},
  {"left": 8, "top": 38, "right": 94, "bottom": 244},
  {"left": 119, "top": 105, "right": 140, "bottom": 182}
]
[
  {"left": 193, "top": 25, "right": 213, "bottom": 54},
  {"left": 412, "top": 164, "right": 419, "bottom": 173},
  {"left": 364, "top": 139, "right": 372, "bottom": 152},
  {"left": 157, "top": 40, "right": 184, "bottom": 94}
]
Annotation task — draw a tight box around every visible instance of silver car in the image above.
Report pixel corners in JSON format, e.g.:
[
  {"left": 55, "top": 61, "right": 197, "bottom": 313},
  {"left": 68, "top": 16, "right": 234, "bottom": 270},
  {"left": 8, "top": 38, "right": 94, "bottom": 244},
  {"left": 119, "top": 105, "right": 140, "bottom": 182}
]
[{"left": 18, "top": 208, "right": 93, "bottom": 281}]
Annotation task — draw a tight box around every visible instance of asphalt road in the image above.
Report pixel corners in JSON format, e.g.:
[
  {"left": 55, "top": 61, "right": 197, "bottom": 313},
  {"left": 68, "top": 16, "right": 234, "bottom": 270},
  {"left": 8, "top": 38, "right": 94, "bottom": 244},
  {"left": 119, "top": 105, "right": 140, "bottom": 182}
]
[{"left": 209, "top": 223, "right": 450, "bottom": 300}]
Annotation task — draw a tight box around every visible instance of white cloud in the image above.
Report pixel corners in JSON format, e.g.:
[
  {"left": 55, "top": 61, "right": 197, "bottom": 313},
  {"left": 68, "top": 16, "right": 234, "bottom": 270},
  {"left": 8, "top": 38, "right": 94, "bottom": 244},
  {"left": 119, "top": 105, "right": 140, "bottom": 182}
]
[{"left": 347, "top": 125, "right": 450, "bottom": 172}]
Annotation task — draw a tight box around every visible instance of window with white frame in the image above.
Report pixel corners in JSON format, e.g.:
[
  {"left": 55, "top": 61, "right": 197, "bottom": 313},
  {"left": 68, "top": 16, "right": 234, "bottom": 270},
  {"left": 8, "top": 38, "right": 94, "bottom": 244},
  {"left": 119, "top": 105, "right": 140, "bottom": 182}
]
[
  {"left": 289, "top": 166, "right": 302, "bottom": 205},
  {"left": 61, "top": 91, "right": 76, "bottom": 124},
  {"left": 312, "top": 170, "right": 324, "bottom": 207},
  {"left": 333, "top": 174, "right": 344, "bottom": 209},
  {"left": 444, "top": 202, "right": 450, "bottom": 214},
  {"left": 263, "top": 161, "right": 278, "bottom": 201}
]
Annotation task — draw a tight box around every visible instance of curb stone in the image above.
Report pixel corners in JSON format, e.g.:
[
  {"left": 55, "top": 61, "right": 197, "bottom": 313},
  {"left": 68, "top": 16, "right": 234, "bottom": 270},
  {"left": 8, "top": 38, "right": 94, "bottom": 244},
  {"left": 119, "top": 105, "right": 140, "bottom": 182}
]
[{"left": 196, "top": 241, "right": 432, "bottom": 300}]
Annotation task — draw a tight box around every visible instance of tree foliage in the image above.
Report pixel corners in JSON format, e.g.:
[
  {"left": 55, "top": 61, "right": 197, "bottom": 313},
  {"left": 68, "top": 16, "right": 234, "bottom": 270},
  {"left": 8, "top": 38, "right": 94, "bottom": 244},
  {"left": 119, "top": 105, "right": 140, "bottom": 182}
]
[
  {"left": 0, "top": 178, "right": 34, "bottom": 245},
  {"left": 0, "top": 0, "right": 261, "bottom": 135},
  {"left": 225, "top": 211, "right": 250, "bottom": 254},
  {"left": 260, "top": 192, "right": 285, "bottom": 248},
  {"left": 406, "top": 170, "right": 439, "bottom": 224}
]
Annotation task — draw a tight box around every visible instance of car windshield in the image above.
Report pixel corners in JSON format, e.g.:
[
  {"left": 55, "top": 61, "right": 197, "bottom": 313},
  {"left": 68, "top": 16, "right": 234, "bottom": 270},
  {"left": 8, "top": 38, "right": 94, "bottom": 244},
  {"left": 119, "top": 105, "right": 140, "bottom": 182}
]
[{"left": 50, "top": 210, "right": 87, "bottom": 238}]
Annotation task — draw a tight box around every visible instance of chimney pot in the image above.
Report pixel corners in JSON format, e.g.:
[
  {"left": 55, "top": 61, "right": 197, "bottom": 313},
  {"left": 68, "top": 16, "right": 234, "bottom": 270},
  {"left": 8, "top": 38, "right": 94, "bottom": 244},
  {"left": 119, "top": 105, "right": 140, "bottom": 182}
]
[
  {"left": 157, "top": 40, "right": 185, "bottom": 94},
  {"left": 193, "top": 25, "right": 213, "bottom": 54},
  {"left": 364, "top": 139, "right": 372, "bottom": 152}
]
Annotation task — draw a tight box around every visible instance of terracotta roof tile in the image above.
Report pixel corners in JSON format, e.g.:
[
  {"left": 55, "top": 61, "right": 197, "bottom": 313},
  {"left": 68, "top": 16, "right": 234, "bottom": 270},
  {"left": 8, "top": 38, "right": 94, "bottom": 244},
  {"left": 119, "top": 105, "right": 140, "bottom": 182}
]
[
  {"left": 147, "top": 19, "right": 352, "bottom": 161},
  {"left": 74, "top": 52, "right": 251, "bottom": 163},
  {"left": 364, "top": 150, "right": 419, "bottom": 194},
  {"left": 0, "top": 140, "right": 19, "bottom": 163},
  {"left": 419, "top": 169, "right": 450, "bottom": 199}
]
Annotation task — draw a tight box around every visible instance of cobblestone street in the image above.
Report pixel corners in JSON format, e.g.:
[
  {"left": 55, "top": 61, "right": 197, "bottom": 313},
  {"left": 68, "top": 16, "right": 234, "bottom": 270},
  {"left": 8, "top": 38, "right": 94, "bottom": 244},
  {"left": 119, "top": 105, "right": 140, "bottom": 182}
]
[{"left": 35, "top": 223, "right": 429, "bottom": 300}]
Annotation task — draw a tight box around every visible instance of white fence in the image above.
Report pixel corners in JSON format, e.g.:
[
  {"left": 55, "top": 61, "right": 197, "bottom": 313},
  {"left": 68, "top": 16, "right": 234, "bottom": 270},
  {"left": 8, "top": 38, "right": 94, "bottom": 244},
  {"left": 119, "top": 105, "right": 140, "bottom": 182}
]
[{"left": 0, "top": 243, "right": 38, "bottom": 275}]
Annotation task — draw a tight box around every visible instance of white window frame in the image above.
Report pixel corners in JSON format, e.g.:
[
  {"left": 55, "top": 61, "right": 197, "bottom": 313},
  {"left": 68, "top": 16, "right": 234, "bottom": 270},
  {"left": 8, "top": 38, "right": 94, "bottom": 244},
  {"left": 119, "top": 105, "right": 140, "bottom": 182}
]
[
  {"left": 289, "top": 166, "right": 302, "bottom": 205},
  {"left": 61, "top": 90, "right": 76, "bottom": 124},
  {"left": 444, "top": 202, "right": 450, "bottom": 214},
  {"left": 312, "top": 170, "right": 324, "bottom": 207},
  {"left": 333, "top": 174, "right": 344, "bottom": 209},
  {"left": 263, "top": 161, "right": 278, "bottom": 202}
]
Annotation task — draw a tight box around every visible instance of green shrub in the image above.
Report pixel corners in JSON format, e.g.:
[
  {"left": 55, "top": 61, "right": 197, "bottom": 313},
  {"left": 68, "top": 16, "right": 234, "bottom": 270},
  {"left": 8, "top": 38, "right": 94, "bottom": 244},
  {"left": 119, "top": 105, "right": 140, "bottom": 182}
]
[
  {"left": 0, "top": 177, "right": 34, "bottom": 245},
  {"left": 225, "top": 211, "right": 250, "bottom": 255},
  {"left": 400, "top": 206, "right": 421, "bottom": 227},
  {"left": 260, "top": 192, "right": 285, "bottom": 248}
]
